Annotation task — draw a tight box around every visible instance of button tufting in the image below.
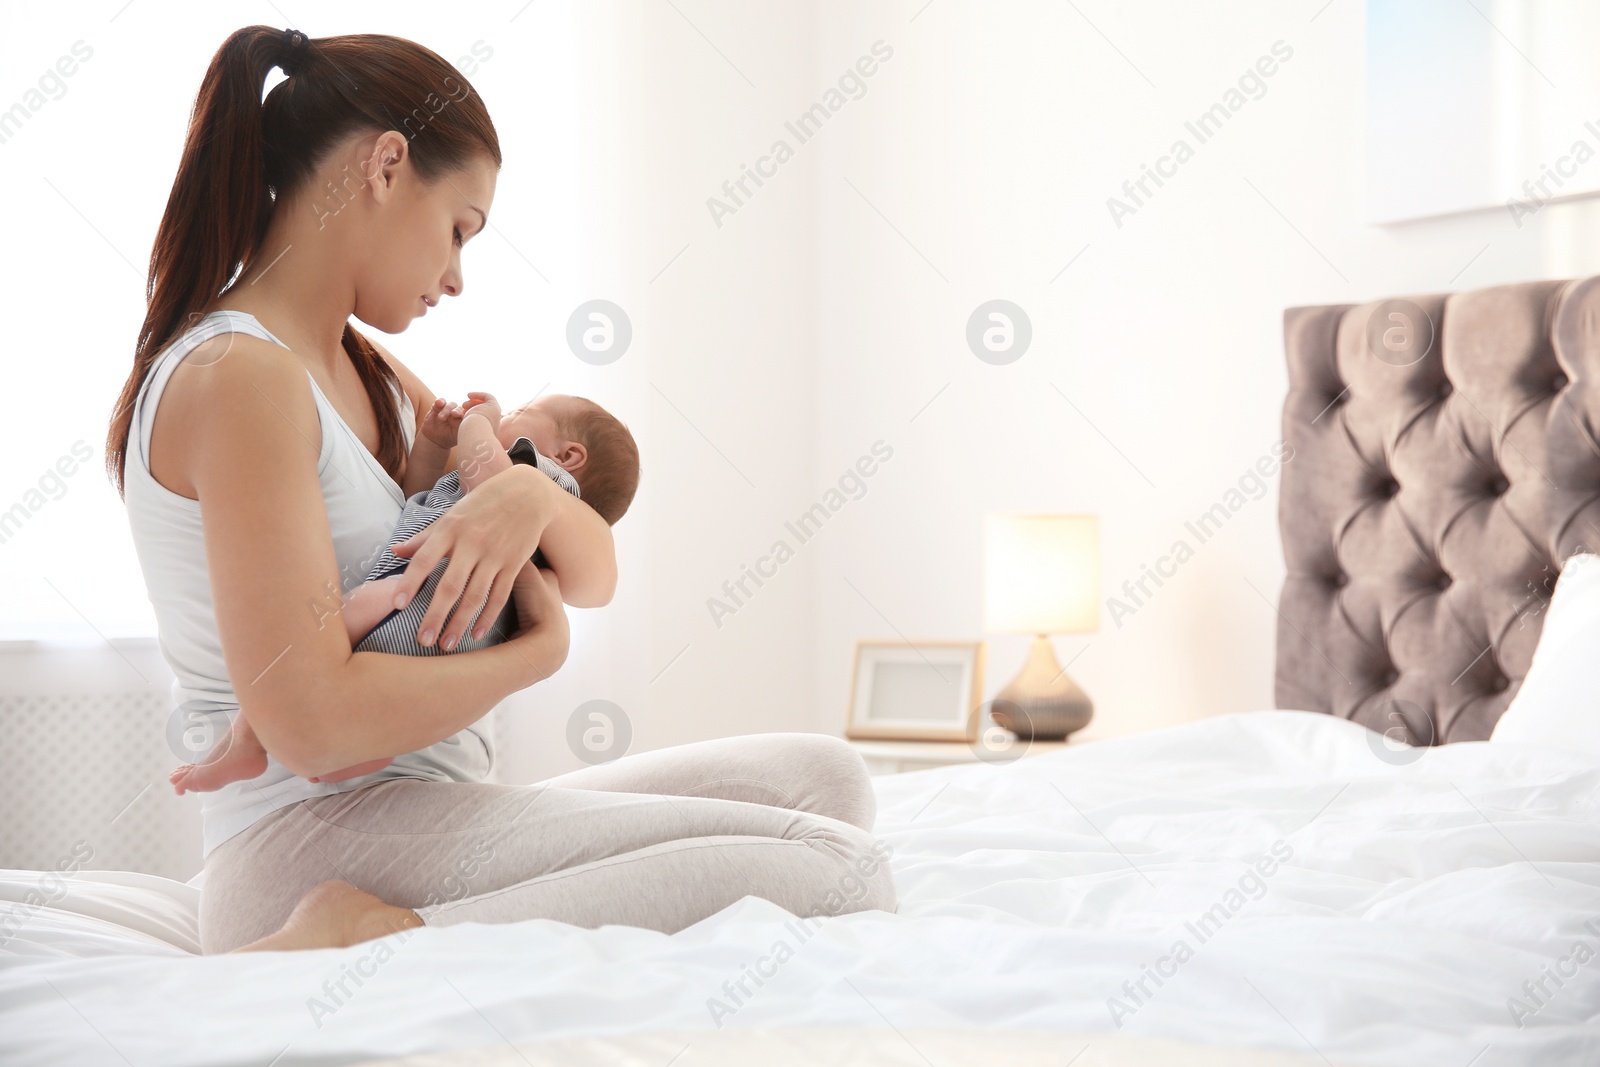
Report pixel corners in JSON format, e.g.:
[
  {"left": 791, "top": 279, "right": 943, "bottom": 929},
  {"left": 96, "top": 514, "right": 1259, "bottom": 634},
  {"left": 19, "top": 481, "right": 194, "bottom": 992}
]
[
  {"left": 1552, "top": 372, "right": 1569, "bottom": 391},
  {"left": 1437, "top": 381, "right": 1453, "bottom": 399},
  {"left": 1491, "top": 675, "right": 1509, "bottom": 693},
  {"left": 1490, "top": 475, "right": 1510, "bottom": 495},
  {"left": 1332, "top": 571, "right": 1349, "bottom": 588},
  {"left": 1381, "top": 478, "right": 1400, "bottom": 498},
  {"left": 1383, "top": 669, "right": 1400, "bottom": 686},
  {"left": 1435, "top": 572, "right": 1452, "bottom": 591}
]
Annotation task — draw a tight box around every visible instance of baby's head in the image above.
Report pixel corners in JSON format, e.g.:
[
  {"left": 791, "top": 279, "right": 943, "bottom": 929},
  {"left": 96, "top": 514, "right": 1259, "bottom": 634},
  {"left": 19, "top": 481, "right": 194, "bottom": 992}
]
[{"left": 497, "top": 394, "right": 640, "bottom": 525}]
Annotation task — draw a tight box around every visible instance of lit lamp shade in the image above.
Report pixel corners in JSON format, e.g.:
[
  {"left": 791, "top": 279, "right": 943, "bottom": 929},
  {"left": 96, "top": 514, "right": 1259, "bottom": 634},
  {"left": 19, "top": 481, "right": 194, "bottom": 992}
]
[
  {"left": 984, "top": 514, "right": 1100, "bottom": 635},
  {"left": 981, "top": 514, "right": 1099, "bottom": 741}
]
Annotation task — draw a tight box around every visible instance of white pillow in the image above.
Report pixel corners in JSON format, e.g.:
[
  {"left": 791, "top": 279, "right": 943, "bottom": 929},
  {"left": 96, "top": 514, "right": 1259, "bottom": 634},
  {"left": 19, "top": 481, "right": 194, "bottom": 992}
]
[
  {"left": 0, "top": 867, "right": 200, "bottom": 955},
  {"left": 1491, "top": 552, "right": 1600, "bottom": 759}
]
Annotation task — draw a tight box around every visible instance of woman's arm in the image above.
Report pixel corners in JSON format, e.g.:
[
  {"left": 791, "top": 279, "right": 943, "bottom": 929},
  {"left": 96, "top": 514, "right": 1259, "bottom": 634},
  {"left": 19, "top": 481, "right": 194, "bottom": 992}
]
[
  {"left": 533, "top": 475, "right": 617, "bottom": 608},
  {"left": 386, "top": 462, "right": 617, "bottom": 657},
  {"left": 179, "top": 340, "right": 567, "bottom": 779},
  {"left": 369, "top": 340, "right": 617, "bottom": 622}
]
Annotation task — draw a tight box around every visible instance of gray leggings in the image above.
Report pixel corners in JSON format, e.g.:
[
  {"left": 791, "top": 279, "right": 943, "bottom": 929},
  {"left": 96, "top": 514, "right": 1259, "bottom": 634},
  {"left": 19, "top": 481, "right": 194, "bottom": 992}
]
[{"left": 198, "top": 733, "right": 897, "bottom": 954}]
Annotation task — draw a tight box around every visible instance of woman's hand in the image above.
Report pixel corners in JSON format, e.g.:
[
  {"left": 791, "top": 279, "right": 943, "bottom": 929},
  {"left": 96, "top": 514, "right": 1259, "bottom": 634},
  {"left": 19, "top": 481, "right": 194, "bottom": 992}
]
[
  {"left": 509, "top": 562, "right": 569, "bottom": 681},
  {"left": 388, "top": 464, "right": 556, "bottom": 651}
]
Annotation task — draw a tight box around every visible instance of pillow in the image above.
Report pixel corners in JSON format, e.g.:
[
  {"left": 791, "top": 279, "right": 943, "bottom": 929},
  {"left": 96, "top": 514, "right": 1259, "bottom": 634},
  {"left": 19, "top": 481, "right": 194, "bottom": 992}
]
[
  {"left": 0, "top": 867, "right": 200, "bottom": 955},
  {"left": 1491, "top": 552, "right": 1600, "bottom": 759}
]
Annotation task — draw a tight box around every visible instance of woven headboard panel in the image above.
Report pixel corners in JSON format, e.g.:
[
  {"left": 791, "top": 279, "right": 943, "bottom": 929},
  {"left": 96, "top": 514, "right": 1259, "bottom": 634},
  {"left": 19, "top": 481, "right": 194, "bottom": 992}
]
[{"left": 1275, "top": 275, "right": 1600, "bottom": 744}]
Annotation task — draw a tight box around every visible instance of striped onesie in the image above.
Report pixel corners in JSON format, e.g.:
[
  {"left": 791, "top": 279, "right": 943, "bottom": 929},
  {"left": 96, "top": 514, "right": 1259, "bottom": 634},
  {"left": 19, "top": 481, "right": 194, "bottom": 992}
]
[{"left": 352, "top": 436, "right": 581, "bottom": 656}]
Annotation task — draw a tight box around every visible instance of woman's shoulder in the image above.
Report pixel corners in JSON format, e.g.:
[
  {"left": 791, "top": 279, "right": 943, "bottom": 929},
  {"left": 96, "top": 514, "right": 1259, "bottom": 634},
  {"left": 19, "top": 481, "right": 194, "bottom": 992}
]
[
  {"left": 167, "top": 330, "right": 311, "bottom": 405},
  {"left": 177, "top": 336, "right": 321, "bottom": 450},
  {"left": 146, "top": 332, "right": 321, "bottom": 500}
]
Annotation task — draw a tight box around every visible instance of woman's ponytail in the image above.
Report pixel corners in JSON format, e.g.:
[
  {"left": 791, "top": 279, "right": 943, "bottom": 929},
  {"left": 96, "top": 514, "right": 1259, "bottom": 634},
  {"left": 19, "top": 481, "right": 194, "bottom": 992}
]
[{"left": 106, "top": 26, "right": 284, "bottom": 495}]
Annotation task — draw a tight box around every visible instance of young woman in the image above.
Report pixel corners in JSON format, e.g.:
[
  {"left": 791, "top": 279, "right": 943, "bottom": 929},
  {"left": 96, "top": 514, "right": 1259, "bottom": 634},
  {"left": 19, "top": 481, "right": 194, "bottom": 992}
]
[{"left": 108, "top": 26, "right": 895, "bottom": 954}]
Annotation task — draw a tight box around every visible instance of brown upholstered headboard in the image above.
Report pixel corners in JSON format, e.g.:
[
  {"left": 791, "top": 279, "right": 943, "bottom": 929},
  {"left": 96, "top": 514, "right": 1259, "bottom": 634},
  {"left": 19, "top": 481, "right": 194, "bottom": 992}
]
[{"left": 1275, "top": 275, "right": 1600, "bottom": 744}]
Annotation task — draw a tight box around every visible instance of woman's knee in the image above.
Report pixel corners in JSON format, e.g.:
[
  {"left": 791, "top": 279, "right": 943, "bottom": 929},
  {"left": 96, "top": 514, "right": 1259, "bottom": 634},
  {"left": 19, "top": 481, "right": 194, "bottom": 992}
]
[
  {"left": 785, "top": 815, "right": 897, "bottom": 919},
  {"left": 815, "top": 825, "right": 898, "bottom": 917},
  {"left": 779, "top": 733, "right": 877, "bottom": 831}
]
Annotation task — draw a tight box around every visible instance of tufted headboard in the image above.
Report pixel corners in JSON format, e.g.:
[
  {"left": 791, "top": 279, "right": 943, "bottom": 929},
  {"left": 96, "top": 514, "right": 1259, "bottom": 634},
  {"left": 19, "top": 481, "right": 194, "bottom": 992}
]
[{"left": 1275, "top": 275, "right": 1600, "bottom": 744}]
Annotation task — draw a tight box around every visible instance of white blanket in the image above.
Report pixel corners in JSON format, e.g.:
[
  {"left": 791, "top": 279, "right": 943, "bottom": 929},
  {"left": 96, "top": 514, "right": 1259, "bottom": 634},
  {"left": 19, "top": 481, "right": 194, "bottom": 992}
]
[{"left": 2, "top": 710, "right": 1596, "bottom": 1066}]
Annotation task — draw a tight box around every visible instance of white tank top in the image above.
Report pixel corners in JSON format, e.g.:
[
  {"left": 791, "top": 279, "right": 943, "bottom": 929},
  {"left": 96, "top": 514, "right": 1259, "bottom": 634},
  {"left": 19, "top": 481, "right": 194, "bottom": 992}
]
[{"left": 123, "top": 309, "right": 492, "bottom": 859}]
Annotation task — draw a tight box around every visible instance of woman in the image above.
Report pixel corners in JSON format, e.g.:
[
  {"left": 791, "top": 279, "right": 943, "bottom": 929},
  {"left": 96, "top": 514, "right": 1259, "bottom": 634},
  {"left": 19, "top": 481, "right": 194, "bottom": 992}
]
[{"left": 107, "top": 26, "right": 895, "bottom": 954}]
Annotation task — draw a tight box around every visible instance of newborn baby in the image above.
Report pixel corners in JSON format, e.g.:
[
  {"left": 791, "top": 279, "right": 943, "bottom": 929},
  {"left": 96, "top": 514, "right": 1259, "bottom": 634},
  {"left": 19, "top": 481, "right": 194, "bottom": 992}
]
[{"left": 169, "top": 390, "right": 640, "bottom": 794}]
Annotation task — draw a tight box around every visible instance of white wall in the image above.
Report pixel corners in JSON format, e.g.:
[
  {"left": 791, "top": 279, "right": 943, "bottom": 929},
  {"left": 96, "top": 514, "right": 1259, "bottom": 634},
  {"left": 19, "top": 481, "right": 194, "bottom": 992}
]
[
  {"left": 493, "top": 2, "right": 826, "bottom": 781},
  {"left": 808, "top": 0, "right": 1592, "bottom": 740},
  {"left": 5, "top": 1, "right": 1599, "bottom": 802}
]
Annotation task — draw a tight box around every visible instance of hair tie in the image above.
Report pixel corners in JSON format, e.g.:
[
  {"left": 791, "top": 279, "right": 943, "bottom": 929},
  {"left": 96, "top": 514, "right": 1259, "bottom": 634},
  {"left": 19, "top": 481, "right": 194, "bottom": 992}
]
[{"left": 280, "top": 28, "right": 310, "bottom": 77}]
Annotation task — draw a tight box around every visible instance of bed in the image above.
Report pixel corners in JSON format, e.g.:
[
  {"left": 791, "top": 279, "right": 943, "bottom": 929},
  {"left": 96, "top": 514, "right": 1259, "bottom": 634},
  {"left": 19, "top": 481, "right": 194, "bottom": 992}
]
[{"left": 5, "top": 277, "right": 1599, "bottom": 1066}]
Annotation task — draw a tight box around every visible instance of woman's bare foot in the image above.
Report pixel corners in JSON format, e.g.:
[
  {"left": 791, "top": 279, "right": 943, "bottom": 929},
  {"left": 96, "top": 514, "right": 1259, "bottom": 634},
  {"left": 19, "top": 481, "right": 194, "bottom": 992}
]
[{"left": 232, "top": 880, "right": 424, "bottom": 953}]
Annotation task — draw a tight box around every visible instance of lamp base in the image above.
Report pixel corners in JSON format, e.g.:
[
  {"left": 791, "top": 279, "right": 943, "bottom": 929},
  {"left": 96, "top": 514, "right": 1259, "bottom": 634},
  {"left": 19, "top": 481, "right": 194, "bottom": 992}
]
[{"left": 990, "top": 634, "right": 1093, "bottom": 741}]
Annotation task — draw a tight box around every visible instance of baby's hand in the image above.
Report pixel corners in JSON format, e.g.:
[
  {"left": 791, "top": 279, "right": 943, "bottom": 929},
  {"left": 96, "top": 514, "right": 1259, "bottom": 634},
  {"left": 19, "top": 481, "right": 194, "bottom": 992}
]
[
  {"left": 420, "top": 397, "right": 468, "bottom": 448},
  {"left": 460, "top": 391, "right": 502, "bottom": 431}
]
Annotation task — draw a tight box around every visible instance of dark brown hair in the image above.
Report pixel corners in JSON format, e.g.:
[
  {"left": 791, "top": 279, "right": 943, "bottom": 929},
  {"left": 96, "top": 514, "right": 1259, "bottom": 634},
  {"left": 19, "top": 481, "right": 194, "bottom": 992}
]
[
  {"left": 557, "top": 397, "right": 641, "bottom": 525},
  {"left": 106, "top": 25, "right": 501, "bottom": 496}
]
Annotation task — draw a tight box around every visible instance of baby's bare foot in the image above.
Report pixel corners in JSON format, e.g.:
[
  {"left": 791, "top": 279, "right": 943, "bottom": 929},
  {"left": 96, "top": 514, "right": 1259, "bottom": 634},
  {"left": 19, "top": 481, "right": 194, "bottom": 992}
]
[
  {"left": 169, "top": 740, "right": 267, "bottom": 794},
  {"left": 233, "top": 880, "right": 424, "bottom": 953}
]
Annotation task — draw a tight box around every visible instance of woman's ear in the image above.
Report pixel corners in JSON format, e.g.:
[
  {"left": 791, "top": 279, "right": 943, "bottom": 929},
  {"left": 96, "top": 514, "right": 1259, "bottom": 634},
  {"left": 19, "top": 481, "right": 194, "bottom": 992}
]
[{"left": 362, "top": 130, "right": 410, "bottom": 206}]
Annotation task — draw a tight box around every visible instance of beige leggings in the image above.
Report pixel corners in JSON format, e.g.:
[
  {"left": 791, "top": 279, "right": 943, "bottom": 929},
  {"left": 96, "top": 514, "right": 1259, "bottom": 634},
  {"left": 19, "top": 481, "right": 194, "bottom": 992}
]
[{"left": 198, "top": 733, "right": 897, "bottom": 954}]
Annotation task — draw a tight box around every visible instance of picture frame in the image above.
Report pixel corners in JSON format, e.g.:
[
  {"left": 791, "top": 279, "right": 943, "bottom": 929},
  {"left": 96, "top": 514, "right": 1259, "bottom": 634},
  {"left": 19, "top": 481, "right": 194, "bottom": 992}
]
[{"left": 846, "top": 640, "right": 986, "bottom": 742}]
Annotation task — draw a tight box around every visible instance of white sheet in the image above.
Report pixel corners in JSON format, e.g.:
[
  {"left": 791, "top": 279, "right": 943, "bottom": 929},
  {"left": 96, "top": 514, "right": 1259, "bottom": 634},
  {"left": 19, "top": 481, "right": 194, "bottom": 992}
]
[{"left": 2, "top": 710, "right": 1596, "bottom": 1066}]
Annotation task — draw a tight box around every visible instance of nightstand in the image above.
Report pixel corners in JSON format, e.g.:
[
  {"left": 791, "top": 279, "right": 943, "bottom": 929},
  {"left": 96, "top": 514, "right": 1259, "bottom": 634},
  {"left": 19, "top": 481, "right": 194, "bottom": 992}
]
[{"left": 848, "top": 737, "right": 1073, "bottom": 775}]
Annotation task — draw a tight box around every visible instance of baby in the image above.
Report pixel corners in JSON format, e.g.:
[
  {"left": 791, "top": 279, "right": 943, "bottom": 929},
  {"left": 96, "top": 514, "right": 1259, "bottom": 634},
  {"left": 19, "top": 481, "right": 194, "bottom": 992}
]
[{"left": 169, "top": 390, "right": 640, "bottom": 794}]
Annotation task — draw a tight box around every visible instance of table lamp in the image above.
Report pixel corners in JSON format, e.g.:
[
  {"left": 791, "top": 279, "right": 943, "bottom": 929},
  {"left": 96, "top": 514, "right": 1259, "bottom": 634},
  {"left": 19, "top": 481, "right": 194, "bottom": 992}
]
[{"left": 983, "top": 513, "right": 1100, "bottom": 740}]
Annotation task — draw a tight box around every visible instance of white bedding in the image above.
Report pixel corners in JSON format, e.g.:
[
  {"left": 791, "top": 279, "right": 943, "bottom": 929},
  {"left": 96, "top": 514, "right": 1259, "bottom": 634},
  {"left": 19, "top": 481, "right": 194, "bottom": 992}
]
[{"left": 2, "top": 710, "right": 1597, "bottom": 1066}]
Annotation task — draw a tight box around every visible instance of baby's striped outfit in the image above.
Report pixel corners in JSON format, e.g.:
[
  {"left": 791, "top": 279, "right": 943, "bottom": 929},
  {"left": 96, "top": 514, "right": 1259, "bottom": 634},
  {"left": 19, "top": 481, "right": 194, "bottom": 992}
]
[{"left": 352, "top": 437, "right": 581, "bottom": 656}]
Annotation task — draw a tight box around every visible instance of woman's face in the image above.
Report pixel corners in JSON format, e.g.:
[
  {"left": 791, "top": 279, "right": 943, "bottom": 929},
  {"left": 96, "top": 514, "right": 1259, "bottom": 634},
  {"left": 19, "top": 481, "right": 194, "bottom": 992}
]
[{"left": 352, "top": 133, "right": 498, "bottom": 333}]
